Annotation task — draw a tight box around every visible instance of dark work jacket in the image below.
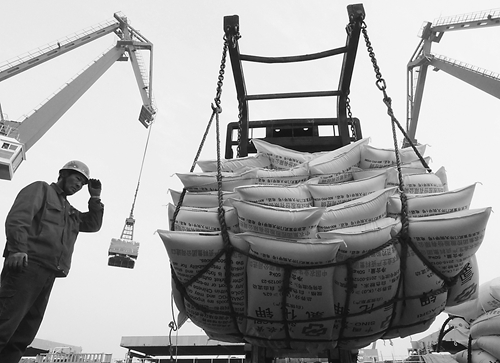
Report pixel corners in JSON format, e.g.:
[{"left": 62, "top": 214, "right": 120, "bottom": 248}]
[{"left": 4, "top": 181, "right": 104, "bottom": 277}]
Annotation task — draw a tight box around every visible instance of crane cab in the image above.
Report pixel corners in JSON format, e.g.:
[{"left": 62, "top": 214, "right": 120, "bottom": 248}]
[{"left": 0, "top": 123, "right": 25, "bottom": 180}]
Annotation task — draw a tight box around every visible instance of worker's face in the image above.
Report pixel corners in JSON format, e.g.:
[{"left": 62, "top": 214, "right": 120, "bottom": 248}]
[{"left": 62, "top": 172, "right": 87, "bottom": 196}]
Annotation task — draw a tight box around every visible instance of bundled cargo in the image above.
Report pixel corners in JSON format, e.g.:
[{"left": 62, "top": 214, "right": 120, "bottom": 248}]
[
  {"left": 387, "top": 184, "right": 477, "bottom": 218},
  {"left": 234, "top": 184, "right": 313, "bottom": 208},
  {"left": 317, "top": 218, "right": 402, "bottom": 348},
  {"left": 400, "top": 277, "right": 500, "bottom": 363},
  {"left": 167, "top": 203, "right": 239, "bottom": 232},
  {"left": 359, "top": 143, "right": 428, "bottom": 169},
  {"left": 169, "top": 189, "right": 237, "bottom": 208},
  {"left": 160, "top": 138, "right": 492, "bottom": 351},
  {"left": 306, "top": 171, "right": 388, "bottom": 207},
  {"left": 197, "top": 153, "right": 271, "bottom": 172},
  {"left": 446, "top": 255, "right": 479, "bottom": 307},
  {"left": 447, "top": 277, "right": 500, "bottom": 323}
]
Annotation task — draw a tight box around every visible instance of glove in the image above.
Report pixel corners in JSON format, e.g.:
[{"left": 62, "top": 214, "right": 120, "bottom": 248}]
[{"left": 88, "top": 178, "right": 102, "bottom": 198}]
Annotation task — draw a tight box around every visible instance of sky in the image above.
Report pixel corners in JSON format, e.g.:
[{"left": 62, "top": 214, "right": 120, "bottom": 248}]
[{"left": 1, "top": 0, "right": 499, "bottom": 361}]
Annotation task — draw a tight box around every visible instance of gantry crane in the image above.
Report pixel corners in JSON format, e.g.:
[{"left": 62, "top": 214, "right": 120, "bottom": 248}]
[
  {"left": 0, "top": 12, "right": 155, "bottom": 180},
  {"left": 405, "top": 8, "right": 500, "bottom": 146}
]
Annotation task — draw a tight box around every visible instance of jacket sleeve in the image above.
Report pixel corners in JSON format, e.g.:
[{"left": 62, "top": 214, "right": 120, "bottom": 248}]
[
  {"left": 78, "top": 198, "right": 104, "bottom": 233},
  {"left": 5, "top": 181, "right": 48, "bottom": 254}
]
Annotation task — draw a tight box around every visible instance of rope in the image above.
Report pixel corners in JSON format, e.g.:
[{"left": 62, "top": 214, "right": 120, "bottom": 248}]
[
  {"left": 169, "top": 33, "right": 242, "bottom": 337},
  {"left": 361, "top": 21, "right": 431, "bottom": 174},
  {"left": 436, "top": 315, "right": 457, "bottom": 353},
  {"left": 214, "top": 105, "right": 240, "bottom": 333},
  {"left": 168, "top": 292, "right": 179, "bottom": 363},
  {"left": 170, "top": 36, "right": 228, "bottom": 231},
  {"left": 129, "top": 121, "right": 153, "bottom": 218},
  {"left": 170, "top": 108, "right": 218, "bottom": 230},
  {"left": 359, "top": 21, "right": 459, "bottom": 335}
]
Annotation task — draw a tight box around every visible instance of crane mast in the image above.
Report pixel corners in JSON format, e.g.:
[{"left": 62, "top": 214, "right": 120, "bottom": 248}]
[
  {"left": 406, "top": 8, "right": 500, "bottom": 146},
  {"left": 0, "top": 12, "right": 155, "bottom": 180}
]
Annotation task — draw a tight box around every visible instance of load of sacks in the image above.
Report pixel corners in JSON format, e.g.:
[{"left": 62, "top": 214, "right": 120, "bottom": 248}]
[
  {"left": 435, "top": 277, "right": 500, "bottom": 363},
  {"left": 158, "top": 137, "right": 492, "bottom": 352}
]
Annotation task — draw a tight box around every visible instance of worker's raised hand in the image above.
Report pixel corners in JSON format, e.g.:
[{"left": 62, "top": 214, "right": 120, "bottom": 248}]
[
  {"left": 6, "top": 252, "right": 28, "bottom": 272},
  {"left": 88, "top": 178, "right": 102, "bottom": 198}
]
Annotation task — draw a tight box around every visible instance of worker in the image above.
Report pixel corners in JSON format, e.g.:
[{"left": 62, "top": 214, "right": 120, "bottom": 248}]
[{"left": 0, "top": 160, "right": 104, "bottom": 363}]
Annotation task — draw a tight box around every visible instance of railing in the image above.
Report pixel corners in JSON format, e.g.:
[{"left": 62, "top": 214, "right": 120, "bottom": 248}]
[
  {"left": 34, "top": 352, "right": 112, "bottom": 363},
  {"left": 432, "top": 53, "right": 500, "bottom": 81},
  {"left": 0, "top": 123, "right": 11, "bottom": 136},
  {"left": 134, "top": 49, "right": 150, "bottom": 97},
  {"left": 433, "top": 8, "right": 500, "bottom": 27},
  {"left": 0, "top": 121, "right": 20, "bottom": 139},
  {"left": 0, "top": 18, "right": 118, "bottom": 75}
]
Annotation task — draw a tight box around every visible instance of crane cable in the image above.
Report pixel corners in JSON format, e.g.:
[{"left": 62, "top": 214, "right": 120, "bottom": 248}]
[{"left": 129, "top": 122, "right": 153, "bottom": 218}]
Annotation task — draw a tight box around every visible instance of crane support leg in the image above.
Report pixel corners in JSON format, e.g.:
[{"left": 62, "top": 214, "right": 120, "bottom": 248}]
[{"left": 407, "top": 64, "right": 429, "bottom": 145}]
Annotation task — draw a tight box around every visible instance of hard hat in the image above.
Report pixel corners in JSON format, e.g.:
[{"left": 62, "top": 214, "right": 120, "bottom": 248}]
[{"left": 60, "top": 160, "right": 90, "bottom": 181}]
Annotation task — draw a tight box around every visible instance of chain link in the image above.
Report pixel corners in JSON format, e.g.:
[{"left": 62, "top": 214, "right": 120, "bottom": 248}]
[
  {"left": 229, "top": 30, "right": 241, "bottom": 49},
  {"left": 230, "top": 29, "right": 243, "bottom": 158},
  {"left": 361, "top": 20, "right": 410, "bottom": 233},
  {"left": 362, "top": 22, "right": 383, "bottom": 86},
  {"left": 361, "top": 21, "right": 431, "bottom": 171},
  {"left": 345, "top": 95, "right": 357, "bottom": 140},
  {"left": 345, "top": 20, "right": 354, "bottom": 37},
  {"left": 236, "top": 99, "right": 243, "bottom": 158},
  {"left": 344, "top": 18, "right": 357, "bottom": 141},
  {"left": 170, "top": 36, "right": 228, "bottom": 230},
  {"left": 214, "top": 36, "right": 228, "bottom": 110}
]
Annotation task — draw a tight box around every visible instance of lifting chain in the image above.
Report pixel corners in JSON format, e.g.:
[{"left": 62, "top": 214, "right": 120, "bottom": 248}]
[
  {"left": 236, "top": 99, "right": 243, "bottom": 158},
  {"left": 214, "top": 36, "right": 229, "bottom": 111},
  {"left": 345, "top": 94, "right": 357, "bottom": 140},
  {"left": 169, "top": 33, "right": 239, "bottom": 341},
  {"left": 212, "top": 34, "right": 231, "bottom": 246},
  {"left": 170, "top": 36, "right": 228, "bottom": 230},
  {"left": 344, "top": 21, "right": 357, "bottom": 141},
  {"left": 228, "top": 29, "right": 243, "bottom": 158},
  {"left": 360, "top": 20, "right": 411, "bottom": 233},
  {"left": 362, "top": 22, "right": 460, "bottom": 328},
  {"left": 213, "top": 34, "right": 239, "bottom": 333},
  {"left": 361, "top": 20, "right": 431, "bottom": 173}
]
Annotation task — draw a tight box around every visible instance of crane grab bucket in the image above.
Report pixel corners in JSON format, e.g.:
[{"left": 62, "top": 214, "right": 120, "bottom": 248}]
[
  {"left": 108, "top": 216, "right": 140, "bottom": 269},
  {"left": 108, "top": 238, "right": 140, "bottom": 269}
]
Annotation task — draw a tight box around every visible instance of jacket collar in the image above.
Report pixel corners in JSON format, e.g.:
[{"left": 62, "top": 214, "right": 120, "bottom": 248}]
[{"left": 51, "top": 182, "right": 67, "bottom": 199}]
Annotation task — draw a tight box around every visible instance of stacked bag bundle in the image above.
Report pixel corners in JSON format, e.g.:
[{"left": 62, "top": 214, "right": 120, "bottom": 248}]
[
  {"left": 437, "top": 277, "right": 500, "bottom": 363},
  {"left": 158, "top": 137, "right": 492, "bottom": 352}
]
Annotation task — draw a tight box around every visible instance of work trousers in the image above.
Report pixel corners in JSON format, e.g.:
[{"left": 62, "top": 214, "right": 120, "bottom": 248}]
[{"left": 0, "top": 261, "right": 56, "bottom": 363}]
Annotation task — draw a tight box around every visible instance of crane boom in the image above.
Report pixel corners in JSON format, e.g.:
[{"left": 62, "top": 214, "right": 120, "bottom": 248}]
[
  {"left": 426, "top": 55, "right": 500, "bottom": 98},
  {"left": 0, "top": 12, "right": 155, "bottom": 180},
  {"left": 16, "top": 46, "right": 126, "bottom": 151},
  {"left": 405, "top": 8, "right": 500, "bottom": 145},
  {"left": 0, "top": 22, "right": 120, "bottom": 83}
]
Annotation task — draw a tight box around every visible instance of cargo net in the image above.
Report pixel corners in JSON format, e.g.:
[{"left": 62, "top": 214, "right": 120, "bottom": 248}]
[{"left": 159, "top": 17, "right": 492, "bottom": 353}]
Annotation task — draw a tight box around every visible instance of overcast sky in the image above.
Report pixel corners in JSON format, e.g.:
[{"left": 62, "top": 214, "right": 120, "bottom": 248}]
[{"left": 1, "top": 0, "right": 499, "bottom": 360}]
